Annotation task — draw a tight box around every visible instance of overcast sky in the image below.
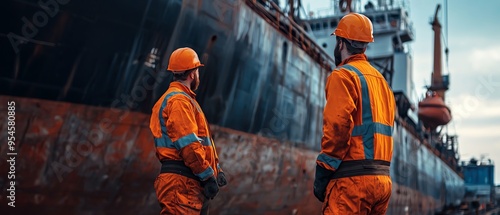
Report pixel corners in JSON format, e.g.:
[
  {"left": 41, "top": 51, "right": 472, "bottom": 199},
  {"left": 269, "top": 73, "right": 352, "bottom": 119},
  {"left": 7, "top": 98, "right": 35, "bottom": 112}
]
[
  {"left": 301, "top": 0, "right": 500, "bottom": 185},
  {"left": 410, "top": 0, "right": 500, "bottom": 185}
]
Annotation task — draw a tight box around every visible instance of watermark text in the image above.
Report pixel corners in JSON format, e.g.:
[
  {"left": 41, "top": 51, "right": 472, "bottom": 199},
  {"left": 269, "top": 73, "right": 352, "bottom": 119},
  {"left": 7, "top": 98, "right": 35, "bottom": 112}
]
[{"left": 6, "top": 101, "right": 16, "bottom": 207}]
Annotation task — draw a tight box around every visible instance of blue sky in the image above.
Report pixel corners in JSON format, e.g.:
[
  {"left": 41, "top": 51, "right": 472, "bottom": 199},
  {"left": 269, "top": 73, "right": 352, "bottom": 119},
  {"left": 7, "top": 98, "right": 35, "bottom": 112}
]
[
  {"left": 301, "top": 0, "right": 500, "bottom": 185},
  {"left": 410, "top": 0, "right": 500, "bottom": 186}
]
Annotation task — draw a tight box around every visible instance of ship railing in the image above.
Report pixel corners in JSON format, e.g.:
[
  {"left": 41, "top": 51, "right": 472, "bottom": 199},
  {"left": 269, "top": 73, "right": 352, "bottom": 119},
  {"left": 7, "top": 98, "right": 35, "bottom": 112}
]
[
  {"left": 247, "top": 0, "right": 335, "bottom": 71},
  {"left": 303, "top": 7, "right": 414, "bottom": 44},
  {"left": 430, "top": 136, "right": 461, "bottom": 174},
  {"left": 308, "top": 0, "right": 410, "bottom": 19},
  {"left": 367, "top": 8, "right": 413, "bottom": 34},
  {"left": 395, "top": 91, "right": 461, "bottom": 174}
]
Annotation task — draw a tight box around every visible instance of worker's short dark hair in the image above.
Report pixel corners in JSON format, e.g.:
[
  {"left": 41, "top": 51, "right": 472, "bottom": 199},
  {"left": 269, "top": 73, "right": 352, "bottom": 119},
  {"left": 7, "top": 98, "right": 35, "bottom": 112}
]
[
  {"left": 172, "top": 68, "right": 197, "bottom": 81},
  {"left": 337, "top": 37, "right": 366, "bottom": 55}
]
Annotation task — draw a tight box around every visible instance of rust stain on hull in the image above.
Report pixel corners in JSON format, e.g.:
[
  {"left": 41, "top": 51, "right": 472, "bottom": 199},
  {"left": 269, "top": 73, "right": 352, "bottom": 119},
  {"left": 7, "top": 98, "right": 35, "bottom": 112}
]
[{"left": 0, "top": 96, "right": 321, "bottom": 214}]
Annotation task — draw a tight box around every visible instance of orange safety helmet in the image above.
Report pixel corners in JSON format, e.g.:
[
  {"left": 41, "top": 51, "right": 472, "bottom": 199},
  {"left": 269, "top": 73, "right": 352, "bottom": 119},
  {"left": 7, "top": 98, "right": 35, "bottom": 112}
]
[
  {"left": 167, "top": 47, "right": 204, "bottom": 73},
  {"left": 332, "top": 13, "right": 374, "bottom": 43}
]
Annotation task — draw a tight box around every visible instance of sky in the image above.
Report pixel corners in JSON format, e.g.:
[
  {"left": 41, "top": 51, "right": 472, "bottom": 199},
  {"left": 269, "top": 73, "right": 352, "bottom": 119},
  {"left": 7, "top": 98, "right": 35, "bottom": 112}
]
[
  {"left": 409, "top": 0, "right": 500, "bottom": 186},
  {"left": 301, "top": 0, "right": 500, "bottom": 185}
]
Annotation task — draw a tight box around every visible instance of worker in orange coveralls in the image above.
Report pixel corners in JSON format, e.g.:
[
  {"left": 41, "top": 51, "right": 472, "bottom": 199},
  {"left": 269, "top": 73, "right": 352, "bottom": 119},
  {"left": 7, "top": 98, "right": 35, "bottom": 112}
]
[
  {"left": 150, "top": 47, "right": 227, "bottom": 214},
  {"left": 313, "top": 13, "right": 395, "bottom": 214}
]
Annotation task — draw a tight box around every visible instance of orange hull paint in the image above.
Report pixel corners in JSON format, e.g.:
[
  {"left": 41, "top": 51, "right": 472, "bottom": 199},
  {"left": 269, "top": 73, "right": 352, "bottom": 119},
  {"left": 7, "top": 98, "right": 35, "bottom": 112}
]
[{"left": 0, "top": 95, "right": 321, "bottom": 214}]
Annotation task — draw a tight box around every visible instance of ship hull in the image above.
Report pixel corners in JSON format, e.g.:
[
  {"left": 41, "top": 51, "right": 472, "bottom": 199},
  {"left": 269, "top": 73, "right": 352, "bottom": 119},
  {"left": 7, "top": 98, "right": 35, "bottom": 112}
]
[
  {"left": 0, "top": 96, "right": 321, "bottom": 214},
  {"left": 0, "top": 96, "right": 464, "bottom": 215},
  {"left": 388, "top": 120, "right": 464, "bottom": 214}
]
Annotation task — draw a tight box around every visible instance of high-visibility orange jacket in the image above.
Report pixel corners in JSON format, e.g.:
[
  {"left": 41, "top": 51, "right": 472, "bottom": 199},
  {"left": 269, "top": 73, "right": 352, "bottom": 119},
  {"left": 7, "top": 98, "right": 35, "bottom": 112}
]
[
  {"left": 317, "top": 54, "right": 395, "bottom": 171},
  {"left": 150, "top": 82, "right": 220, "bottom": 181}
]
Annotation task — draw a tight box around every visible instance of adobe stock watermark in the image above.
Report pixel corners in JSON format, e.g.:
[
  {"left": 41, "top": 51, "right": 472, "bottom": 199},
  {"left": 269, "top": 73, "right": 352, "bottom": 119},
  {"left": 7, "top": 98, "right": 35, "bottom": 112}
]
[
  {"left": 260, "top": 93, "right": 296, "bottom": 141},
  {"left": 50, "top": 62, "right": 169, "bottom": 182},
  {"left": 7, "top": 0, "right": 70, "bottom": 54},
  {"left": 451, "top": 74, "right": 500, "bottom": 123}
]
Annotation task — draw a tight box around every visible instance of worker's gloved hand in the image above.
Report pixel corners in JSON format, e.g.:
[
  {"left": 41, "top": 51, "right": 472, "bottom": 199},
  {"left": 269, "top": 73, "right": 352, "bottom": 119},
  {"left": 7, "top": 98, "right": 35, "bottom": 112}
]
[
  {"left": 313, "top": 164, "right": 335, "bottom": 202},
  {"left": 217, "top": 172, "right": 227, "bottom": 187},
  {"left": 201, "top": 176, "right": 219, "bottom": 199}
]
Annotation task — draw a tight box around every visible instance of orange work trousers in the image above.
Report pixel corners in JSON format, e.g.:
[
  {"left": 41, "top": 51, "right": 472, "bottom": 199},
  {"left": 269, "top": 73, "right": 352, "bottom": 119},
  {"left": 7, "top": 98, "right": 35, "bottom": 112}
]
[
  {"left": 154, "top": 173, "right": 209, "bottom": 215},
  {"left": 322, "top": 175, "right": 392, "bottom": 215}
]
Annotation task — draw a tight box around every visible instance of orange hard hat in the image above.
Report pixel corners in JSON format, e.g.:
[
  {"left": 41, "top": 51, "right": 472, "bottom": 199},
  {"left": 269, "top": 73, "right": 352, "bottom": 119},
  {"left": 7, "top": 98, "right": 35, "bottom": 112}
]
[
  {"left": 167, "top": 47, "right": 204, "bottom": 73},
  {"left": 332, "top": 13, "right": 374, "bottom": 43}
]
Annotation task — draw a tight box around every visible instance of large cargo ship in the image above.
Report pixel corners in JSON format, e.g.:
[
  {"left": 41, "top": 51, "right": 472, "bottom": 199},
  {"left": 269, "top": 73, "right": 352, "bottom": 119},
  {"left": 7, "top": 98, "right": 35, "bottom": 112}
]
[{"left": 0, "top": 0, "right": 463, "bottom": 214}]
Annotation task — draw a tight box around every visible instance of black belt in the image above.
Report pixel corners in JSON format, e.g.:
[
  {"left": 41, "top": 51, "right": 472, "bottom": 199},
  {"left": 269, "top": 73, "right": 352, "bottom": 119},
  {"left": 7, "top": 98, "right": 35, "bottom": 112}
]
[
  {"left": 332, "top": 160, "right": 390, "bottom": 179},
  {"left": 160, "top": 160, "right": 199, "bottom": 181}
]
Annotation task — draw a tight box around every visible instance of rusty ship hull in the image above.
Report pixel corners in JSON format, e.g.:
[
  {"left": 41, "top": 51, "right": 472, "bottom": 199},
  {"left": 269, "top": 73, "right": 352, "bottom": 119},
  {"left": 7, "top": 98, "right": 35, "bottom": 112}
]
[
  {"left": 0, "top": 96, "right": 320, "bottom": 214},
  {"left": 1, "top": 0, "right": 463, "bottom": 214}
]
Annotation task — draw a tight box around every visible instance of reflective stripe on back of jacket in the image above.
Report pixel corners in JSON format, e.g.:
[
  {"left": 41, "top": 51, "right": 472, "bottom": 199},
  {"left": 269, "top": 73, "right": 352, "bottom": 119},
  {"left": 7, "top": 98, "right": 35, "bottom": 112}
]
[
  {"left": 150, "top": 82, "right": 219, "bottom": 180},
  {"left": 317, "top": 54, "right": 395, "bottom": 173}
]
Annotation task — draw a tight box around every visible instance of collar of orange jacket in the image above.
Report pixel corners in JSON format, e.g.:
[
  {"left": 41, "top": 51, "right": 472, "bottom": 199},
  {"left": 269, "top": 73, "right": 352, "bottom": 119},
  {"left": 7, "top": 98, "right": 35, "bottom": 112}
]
[
  {"left": 170, "top": 81, "right": 196, "bottom": 98},
  {"left": 337, "top": 53, "right": 368, "bottom": 67}
]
